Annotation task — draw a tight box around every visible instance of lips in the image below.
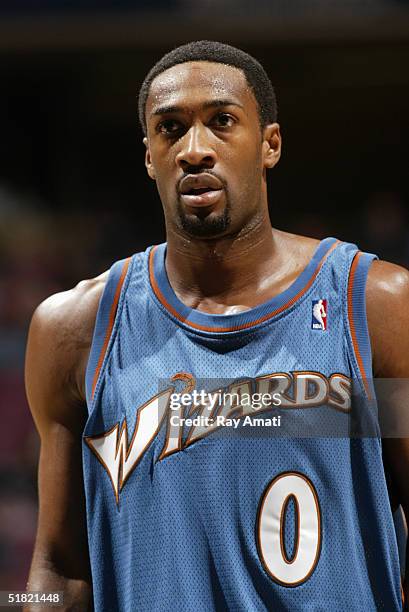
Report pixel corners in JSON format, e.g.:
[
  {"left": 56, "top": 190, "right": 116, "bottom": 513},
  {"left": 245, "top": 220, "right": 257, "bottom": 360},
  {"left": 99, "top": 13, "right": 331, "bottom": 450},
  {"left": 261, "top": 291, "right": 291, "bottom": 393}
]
[{"left": 178, "top": 173, "right": 223, "bottom": 208}]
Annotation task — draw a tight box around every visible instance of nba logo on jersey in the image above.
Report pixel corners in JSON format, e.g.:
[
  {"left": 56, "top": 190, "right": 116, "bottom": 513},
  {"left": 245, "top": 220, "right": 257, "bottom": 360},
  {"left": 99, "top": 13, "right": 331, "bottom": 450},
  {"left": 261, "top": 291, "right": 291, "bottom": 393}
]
[{"left": 312, "top": 299, "right": 328, "bottom": 330}]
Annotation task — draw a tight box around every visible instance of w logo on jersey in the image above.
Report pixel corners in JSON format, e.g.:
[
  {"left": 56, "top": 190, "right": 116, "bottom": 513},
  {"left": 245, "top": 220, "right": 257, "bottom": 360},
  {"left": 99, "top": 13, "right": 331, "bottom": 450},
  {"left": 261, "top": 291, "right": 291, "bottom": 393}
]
[{"left": 311, "top": 299, "right": 327, "bottom": 330}]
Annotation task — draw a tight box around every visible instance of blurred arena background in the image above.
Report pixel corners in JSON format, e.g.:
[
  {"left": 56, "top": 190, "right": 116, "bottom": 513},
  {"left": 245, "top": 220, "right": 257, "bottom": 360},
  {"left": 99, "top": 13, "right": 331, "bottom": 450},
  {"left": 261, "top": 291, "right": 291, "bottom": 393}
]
[{"left": 0, "top": 0, "right": 409, "bottom": 593}]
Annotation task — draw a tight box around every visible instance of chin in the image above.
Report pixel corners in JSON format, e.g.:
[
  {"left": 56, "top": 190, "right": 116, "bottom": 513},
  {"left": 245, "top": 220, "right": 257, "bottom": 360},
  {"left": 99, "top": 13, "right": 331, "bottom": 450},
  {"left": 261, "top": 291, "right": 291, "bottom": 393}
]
[{"left": 179, "top": 208, "right": 231, "bottom": 239}]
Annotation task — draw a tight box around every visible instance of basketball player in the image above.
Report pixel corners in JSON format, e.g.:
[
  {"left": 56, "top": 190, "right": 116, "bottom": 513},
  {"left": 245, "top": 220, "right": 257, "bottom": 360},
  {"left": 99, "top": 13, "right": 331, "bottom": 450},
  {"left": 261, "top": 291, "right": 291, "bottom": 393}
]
[{"left": 25, "top": 41, "right": 409, "bottom": 611}]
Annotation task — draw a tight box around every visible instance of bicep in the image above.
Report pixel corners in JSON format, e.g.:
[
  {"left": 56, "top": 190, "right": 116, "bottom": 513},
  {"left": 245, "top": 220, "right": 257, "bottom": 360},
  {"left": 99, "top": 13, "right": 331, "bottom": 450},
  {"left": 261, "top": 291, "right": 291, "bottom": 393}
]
[{"left": 25, "top": 300, "right": 86, "bottom": 433}]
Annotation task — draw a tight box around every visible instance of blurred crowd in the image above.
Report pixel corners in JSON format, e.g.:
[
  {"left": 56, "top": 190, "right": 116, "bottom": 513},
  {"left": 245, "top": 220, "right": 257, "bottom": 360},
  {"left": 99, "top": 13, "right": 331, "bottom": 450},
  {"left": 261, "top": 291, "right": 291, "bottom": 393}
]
[{"left": 0, "top": 181, "right": 408, "bottom": 590}]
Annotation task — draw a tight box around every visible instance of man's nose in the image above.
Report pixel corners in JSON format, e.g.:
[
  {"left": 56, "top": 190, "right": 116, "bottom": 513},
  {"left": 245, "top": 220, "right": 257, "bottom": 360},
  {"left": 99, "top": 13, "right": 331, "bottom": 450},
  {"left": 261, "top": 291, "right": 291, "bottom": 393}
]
[{"left": 176, "top": 124, "right": 216, "bottom": 170}]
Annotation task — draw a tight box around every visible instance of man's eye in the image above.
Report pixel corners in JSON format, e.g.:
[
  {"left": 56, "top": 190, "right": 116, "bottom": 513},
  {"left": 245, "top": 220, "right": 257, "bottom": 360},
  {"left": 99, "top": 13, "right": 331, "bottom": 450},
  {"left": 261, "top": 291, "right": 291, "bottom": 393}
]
[
  {"left": 212, "top": 113, "right": 235, "bottom": 128},
  {"left": 157, "top": 120, "right": 182, "bottom": 135}
]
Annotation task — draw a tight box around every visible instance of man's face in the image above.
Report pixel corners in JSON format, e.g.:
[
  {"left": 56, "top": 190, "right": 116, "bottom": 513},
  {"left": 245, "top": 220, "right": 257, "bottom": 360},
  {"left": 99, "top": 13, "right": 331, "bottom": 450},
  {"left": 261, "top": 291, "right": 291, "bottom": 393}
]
[{"left": 144, "top": 61, "right": 280, "bottom": 239}]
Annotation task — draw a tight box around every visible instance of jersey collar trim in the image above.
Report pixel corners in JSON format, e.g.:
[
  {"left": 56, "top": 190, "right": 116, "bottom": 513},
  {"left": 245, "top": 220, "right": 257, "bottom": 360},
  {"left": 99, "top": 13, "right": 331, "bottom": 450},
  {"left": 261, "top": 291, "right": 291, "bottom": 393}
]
[{"left": 149, "top": 237, "right": 340, "bottom": 334}]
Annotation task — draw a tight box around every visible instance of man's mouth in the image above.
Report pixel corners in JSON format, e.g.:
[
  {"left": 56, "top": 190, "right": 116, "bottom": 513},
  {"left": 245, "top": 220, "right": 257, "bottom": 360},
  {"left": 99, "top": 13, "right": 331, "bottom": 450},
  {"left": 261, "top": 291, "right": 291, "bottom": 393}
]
[
  {"left": 179, "top": 174, "right": 224, "bottom": 208},
  {"left": 180, "top": 188, "right": 223, "bottom": 208}
]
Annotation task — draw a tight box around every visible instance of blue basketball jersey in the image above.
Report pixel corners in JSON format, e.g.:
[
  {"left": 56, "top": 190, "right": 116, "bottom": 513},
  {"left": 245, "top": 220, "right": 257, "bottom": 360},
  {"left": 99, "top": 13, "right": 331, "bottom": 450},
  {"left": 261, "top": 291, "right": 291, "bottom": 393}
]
[{"left": 83, "top": 237, "right": 403, "bottom": 611}]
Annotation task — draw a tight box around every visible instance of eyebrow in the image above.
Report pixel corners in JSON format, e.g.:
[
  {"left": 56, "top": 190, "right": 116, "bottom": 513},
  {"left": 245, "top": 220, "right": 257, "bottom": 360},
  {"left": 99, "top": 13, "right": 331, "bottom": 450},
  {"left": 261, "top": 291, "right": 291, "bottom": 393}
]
[{"left": 151, "top": 98, "right": 243, "bottom": 117}]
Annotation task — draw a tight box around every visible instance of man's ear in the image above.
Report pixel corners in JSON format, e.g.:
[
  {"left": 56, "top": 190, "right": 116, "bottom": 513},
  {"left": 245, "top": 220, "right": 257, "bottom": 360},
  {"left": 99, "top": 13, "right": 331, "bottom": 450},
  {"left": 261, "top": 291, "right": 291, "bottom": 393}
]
[
  {"left": 262, "top": 123, "right": 282, "bottom": 169},
  {"left": 144, "top": 137, "right": 156, "bottom": 180}
]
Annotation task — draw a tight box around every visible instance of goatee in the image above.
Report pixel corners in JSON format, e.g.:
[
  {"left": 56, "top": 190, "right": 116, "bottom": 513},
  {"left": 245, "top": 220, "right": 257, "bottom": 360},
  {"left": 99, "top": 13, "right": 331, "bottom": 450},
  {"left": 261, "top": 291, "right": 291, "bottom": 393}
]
[{"left": 177, "top": 203, "right": 231, "bottom": 238}]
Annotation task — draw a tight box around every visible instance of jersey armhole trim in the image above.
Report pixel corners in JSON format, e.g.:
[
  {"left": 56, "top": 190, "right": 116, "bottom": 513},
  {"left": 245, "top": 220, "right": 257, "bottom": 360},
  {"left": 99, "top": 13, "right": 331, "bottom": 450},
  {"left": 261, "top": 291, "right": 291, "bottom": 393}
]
[
  {"left": 347, "top": 251, "right": 377, "bottom": 400},
  {"left": 85, "top": 257, "right": 132, "bottom": 405}
]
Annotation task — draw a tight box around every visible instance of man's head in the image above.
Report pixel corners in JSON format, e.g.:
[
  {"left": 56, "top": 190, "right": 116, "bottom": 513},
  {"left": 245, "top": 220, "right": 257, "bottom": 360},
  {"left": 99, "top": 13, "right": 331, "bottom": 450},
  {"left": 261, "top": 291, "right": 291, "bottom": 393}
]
[{"left": 139, "top": 41, "right": 281, "bottom": 240}]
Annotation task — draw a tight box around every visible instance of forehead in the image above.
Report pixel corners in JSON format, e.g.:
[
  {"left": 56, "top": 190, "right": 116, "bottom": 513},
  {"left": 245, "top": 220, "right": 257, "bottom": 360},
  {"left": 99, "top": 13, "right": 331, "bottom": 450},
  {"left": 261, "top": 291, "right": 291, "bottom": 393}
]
[{"left": 146, "top": 61, "right": 257, "bottom": 115}]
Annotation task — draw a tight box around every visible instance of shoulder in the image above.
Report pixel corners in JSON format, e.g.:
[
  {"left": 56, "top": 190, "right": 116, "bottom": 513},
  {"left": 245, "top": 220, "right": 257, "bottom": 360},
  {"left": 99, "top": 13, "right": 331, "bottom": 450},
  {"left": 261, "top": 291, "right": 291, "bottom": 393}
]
[
  {"left": 26, "top": 271, "right": 109, "bottom": 415},
  {"left": 366, "top": 259, "right": 409, "bottom": 319},
  {"left": 366, "top": 259, "right": 409, "bottom": 298},
  {"left": 32, "top": 272, "right": 108, "bottom": 347},
  {"left": 366, "top": 259, "right": 409, "bottom": 376}
]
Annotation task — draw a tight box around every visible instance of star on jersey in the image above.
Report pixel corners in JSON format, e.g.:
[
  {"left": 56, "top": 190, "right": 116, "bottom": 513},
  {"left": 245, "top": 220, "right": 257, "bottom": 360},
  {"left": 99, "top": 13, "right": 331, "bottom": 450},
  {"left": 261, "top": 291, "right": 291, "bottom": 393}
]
[{"left": 85, "top": 370, "right": 351, "bottom": 505}]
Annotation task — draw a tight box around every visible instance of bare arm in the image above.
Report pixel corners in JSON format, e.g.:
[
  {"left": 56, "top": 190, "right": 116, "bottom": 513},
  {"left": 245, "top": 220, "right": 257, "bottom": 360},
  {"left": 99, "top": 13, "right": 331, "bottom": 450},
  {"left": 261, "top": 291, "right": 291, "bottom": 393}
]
[
  {"left": 367, "top": 260, "right": 409, "bottom": 608},
  {"left": 24, "top": 275, "right": 107, "bottom": 611}
]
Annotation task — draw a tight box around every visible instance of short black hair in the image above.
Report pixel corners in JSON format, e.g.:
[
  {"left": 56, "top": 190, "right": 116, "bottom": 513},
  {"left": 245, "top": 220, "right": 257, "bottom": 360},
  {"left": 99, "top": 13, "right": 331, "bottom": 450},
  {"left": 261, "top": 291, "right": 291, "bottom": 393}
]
[{"left": 138, "top": 40, "right": 278, "bottom": 135}]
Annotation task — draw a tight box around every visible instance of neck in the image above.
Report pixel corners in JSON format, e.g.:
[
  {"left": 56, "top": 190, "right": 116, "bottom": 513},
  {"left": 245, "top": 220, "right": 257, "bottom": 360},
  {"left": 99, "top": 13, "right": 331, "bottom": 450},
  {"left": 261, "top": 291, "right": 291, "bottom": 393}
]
[{"left": 164, "top": 211, "right": 280, "bottom": 309}]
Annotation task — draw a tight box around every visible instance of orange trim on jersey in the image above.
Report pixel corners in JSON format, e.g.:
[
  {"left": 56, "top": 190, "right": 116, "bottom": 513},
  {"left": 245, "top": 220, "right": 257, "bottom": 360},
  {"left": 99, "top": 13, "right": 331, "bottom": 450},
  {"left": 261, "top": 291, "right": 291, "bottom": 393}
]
[
  {"left": 347, "top": 252, "right": 372, "bottom": 400},
  {"left": 91, "top": 257, "right": 131, "bottom": 399},
  {"left": 149, "top": 241, "right": 340, "bottom": 333}
]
